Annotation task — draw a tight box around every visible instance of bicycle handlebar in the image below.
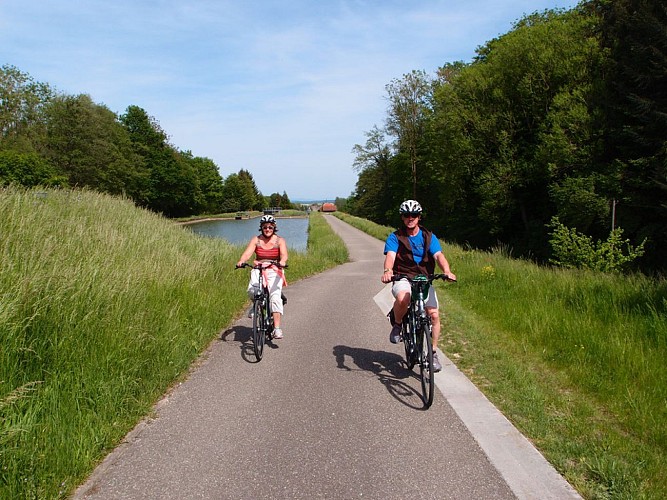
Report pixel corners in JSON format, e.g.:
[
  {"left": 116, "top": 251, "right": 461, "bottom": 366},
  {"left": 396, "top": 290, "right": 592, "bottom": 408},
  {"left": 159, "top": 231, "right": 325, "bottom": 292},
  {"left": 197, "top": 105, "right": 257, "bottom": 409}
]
[
  {"left": 390, "top": 273, "right": 456, "bottom": 283},
  {"left": 235, "top": 261, "right": 288, "bottom": 270}
]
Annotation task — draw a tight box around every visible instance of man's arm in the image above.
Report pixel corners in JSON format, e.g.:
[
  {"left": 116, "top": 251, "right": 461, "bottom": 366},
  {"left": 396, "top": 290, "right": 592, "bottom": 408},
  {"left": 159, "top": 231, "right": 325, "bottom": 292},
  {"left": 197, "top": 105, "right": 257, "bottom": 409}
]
[
  {"left": 433, "top": 251, "right": 456, "bottom": 280},
  {"left": 381, "top": 251, "right": 396, "bottom": 283}
]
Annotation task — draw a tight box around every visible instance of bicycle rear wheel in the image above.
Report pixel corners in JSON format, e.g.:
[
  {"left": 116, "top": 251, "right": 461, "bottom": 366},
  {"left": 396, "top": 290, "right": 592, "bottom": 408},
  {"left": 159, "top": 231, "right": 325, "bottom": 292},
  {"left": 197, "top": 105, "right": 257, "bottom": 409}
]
[
  {"left": 419, "top": 324, "right": 435, "bottom": 408},
  {"left": 252, "top": 299, "right": 265, "bottom": 361}
]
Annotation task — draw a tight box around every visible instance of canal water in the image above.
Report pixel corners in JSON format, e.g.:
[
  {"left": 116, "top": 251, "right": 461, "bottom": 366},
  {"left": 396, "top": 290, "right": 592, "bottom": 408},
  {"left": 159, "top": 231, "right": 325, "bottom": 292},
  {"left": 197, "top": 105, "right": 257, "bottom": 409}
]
[{"left": 186, "top": 217, "right": 309, "bottom": 251}]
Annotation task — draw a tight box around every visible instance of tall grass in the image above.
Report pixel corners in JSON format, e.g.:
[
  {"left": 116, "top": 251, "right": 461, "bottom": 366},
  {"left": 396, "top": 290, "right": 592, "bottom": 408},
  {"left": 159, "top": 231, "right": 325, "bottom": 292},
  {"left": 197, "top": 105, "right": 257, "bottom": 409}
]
[
  {"left": 446, "top": 246, "right": 666, "bottom": 499},
  {"left": 0, "top": 188, "right": 347, "bottom": 499},
  {"left": 334, "top": 212, "right": 666, "bottom": 499},
  {"left": 333, "top": 212, "right": 393, "bottom": 241}
]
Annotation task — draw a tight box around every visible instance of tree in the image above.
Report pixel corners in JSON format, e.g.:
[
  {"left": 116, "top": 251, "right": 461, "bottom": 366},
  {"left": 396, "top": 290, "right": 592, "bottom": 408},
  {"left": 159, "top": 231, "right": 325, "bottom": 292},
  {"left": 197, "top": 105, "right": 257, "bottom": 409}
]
[
  {"left": 180, "top": 151, "right": 224, "bottom": 214},
  {"left": 385, "top": 70, "right": 432, "bottom": 199},
  {"left": 0, "top": 150, "right": 65, "bottom": 187},
  {"left": 0, "top": 65, "right": 53, "bottom": 151},
  {"left": 220, "top": 170, "right": 262, "bottom": 212},
  {"left": 43, "top": 95, "right": 144, "bottom": 197},
  {"left": 238, "top": 169, "right": 263, "bottom": 210},
  {"left": 350, "top": 126, "right": 395, "bottom": 224},
  {"left": 120, "top": 105, "right": 199, "bottom": 216},
  {"left": 593, "top": 0, "right": 667, "bottom": 270},
  {"left": 425, "top": 8, "right": 607, "bottom": 256}
]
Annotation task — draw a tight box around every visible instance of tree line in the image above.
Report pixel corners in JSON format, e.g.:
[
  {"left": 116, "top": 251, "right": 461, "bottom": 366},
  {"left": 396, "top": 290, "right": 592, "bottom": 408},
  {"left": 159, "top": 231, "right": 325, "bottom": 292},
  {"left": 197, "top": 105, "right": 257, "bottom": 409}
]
[
  {"left": 344, "top": 0, "right": 665, "bottom": 273},
  {"left": 0, "top": 67, "right": 295, "bottom": 217}
]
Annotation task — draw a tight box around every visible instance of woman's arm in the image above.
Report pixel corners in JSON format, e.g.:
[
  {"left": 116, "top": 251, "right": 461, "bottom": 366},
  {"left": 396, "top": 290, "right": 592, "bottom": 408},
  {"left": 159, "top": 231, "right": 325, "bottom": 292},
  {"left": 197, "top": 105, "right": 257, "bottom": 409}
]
[
  {"left": 236, "top": 236, "right": 257, "bottom": 267},
  {"left": 278, "top": 236, "right": 288, "bottom": 267}
]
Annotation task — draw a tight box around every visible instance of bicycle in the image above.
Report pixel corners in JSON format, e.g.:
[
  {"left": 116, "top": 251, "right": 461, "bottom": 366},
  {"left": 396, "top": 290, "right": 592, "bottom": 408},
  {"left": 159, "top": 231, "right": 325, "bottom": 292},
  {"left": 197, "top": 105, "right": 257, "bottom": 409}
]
[
  {"left": 236, "top": 261, "right": 287, "bottom": 361},
  {"left": 390, "top": 273, "right": 455, "bottom": 408}
]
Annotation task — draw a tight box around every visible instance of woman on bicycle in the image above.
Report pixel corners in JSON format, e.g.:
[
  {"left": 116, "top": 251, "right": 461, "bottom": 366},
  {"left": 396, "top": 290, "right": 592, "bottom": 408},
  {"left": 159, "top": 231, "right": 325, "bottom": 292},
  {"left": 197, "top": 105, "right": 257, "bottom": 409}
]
[
  {"left": 236, "top": 214, "right": 289, "bottom": 339},
  {"left": 380, "top": 200, "right": 456, "bottom": 371}
]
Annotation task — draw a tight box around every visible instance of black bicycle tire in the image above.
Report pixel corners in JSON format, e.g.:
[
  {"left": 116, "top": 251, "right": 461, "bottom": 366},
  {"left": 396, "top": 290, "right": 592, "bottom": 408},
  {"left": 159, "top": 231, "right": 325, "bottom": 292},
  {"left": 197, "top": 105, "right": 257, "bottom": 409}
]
[
  {"left": 420, "top": 322, "right": 435, "bottom": 408},
  {"left": 252, "top": 299, "right": 265, "bottom": 361},
  {"left": 403, "top": 315, "right": 417, "bottom": 370}
]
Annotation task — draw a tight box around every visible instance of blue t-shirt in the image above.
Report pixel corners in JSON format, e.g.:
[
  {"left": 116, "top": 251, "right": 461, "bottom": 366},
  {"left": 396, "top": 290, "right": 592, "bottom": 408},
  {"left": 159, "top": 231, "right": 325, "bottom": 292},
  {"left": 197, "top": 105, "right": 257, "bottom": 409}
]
[{"left": 384, "top": 229, "right": 442, "bottom": 263}]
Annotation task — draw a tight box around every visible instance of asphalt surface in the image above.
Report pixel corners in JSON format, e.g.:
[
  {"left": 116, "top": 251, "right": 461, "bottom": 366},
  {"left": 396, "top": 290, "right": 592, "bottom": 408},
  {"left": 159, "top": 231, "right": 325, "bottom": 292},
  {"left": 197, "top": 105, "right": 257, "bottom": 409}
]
[{"left": 73, "top": 215, "right": 580, "bottom": 499}]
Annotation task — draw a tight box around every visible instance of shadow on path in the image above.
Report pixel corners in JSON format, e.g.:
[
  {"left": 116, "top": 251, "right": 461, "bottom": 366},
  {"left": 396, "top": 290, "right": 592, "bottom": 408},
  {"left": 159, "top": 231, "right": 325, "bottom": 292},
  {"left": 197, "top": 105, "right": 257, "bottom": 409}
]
[
  {"left": 220, "top": 325, "right": 280, "bottom": 363},
  {"left": 333, "top": 345, "right": 424, "bottom": 410}
]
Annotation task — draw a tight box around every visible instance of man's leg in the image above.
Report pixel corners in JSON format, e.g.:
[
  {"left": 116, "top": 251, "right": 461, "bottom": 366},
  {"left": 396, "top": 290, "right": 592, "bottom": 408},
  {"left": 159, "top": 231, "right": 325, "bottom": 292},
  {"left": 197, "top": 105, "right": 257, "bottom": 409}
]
[
  {"left": 427, "top": 306, "right": 442, "bottom": 372},
  {"left": 389, "top": 291, "right": 410, "bottom": 343}
]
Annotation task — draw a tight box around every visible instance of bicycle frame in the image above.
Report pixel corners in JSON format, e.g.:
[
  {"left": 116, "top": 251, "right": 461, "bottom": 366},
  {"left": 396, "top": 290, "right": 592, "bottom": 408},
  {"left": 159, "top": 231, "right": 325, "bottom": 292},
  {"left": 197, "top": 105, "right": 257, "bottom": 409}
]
[
  {"left": 391, "top": 273, "right": 453, "bottom": 408},
  {"left": 236, "top": 261, "right": 286, "bottom": 361},
  {"left": 401, "top": 276, "right": 431, "bottom": 369}
]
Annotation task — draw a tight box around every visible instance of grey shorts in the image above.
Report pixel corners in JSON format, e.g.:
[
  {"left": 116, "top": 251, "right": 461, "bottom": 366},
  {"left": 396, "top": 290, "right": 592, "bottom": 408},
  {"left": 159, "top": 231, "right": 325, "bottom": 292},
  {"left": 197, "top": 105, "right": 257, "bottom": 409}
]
[{"left": 392, "top": 278, "right": 439, "bottom": 309}]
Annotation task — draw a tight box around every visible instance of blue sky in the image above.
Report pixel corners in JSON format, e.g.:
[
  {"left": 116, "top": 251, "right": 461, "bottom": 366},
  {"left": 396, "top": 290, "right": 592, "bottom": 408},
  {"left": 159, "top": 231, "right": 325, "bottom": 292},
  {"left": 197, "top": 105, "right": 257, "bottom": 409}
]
[{"left": 2, "top": 0, "right": 580, "bottom": 200}]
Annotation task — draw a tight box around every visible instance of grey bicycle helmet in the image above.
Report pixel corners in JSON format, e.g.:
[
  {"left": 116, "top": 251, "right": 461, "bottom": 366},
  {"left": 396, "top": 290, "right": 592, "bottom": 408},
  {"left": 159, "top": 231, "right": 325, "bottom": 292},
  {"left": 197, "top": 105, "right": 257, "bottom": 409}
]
[
  {"left": 399, "top": 199, "right": 422, "bottom": 215},
  {"left": 259, "top": 214, "right": 277, "bottom": 231}
]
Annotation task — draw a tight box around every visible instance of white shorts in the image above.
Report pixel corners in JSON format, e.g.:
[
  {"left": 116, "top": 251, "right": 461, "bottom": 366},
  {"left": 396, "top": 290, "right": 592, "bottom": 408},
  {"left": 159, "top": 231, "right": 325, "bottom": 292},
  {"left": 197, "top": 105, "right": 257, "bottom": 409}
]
[
  {"left": 392, "top": 278, "right": 439, "bottom": 309},
  {"left": 247, "top": 267, "right": 285, "bottom": 315}
]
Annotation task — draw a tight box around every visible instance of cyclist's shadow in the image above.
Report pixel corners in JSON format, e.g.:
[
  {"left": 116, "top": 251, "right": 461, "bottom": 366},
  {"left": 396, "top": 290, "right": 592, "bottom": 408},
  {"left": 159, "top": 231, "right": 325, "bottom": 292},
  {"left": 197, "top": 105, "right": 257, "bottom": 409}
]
[
  {"left": 221, "top": 325, "right": 279, "bottom": 363},
  {"left": 333, "top": 345, "right": 424, "bottom": 410}
]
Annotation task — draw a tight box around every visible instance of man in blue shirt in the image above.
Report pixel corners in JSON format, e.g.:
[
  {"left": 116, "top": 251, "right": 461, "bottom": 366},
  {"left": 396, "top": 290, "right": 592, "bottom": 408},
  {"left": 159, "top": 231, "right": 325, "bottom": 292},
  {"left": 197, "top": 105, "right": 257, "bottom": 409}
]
[{"left": 381, "top": 200, "right": 456, "bottom": 372}]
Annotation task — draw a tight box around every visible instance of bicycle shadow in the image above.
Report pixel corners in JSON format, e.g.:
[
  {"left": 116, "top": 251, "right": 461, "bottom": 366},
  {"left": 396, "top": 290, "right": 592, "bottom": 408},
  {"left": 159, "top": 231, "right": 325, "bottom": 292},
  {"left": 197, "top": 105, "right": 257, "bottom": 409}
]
[
  {"left": 220, "top": 325, "right": 279, "bottom": 363},
  {"left": 332, "top": 345, "right": 425, "bottom": 410}
]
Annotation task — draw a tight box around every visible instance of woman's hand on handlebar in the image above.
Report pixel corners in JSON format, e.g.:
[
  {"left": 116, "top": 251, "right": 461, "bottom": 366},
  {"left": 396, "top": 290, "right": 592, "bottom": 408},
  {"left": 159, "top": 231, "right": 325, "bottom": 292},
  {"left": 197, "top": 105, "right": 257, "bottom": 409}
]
[{"left": 236, "top": 260, "right": 287, "bottom": 270}]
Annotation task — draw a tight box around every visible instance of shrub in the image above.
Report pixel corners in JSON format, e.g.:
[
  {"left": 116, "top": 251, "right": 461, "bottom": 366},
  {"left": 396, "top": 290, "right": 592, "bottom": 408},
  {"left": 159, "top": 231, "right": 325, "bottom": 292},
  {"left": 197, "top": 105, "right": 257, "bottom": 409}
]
[{"left": 547, "top": 217, "right": 646, "bottom": 273}]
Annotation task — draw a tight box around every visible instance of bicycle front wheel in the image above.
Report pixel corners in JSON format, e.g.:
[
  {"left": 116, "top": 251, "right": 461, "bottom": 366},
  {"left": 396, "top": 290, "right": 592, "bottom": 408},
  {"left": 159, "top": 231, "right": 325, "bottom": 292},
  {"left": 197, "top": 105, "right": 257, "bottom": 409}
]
[
  {"left": 252, "top": 299, "right": 265, "bottom": 361},
  {"left": 403, "top": 317, "right": 417, "bottom": 370},
  {"left": 419, "top": 324, "right": 435, "bottom": 408}
]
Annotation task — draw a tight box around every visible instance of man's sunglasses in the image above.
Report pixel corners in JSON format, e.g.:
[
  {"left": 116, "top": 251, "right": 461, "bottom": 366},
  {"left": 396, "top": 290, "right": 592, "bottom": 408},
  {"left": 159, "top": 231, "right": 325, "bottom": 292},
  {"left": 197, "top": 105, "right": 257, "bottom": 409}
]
[{"left": 402, "top": 212, "right": 421, "bottom": 218}]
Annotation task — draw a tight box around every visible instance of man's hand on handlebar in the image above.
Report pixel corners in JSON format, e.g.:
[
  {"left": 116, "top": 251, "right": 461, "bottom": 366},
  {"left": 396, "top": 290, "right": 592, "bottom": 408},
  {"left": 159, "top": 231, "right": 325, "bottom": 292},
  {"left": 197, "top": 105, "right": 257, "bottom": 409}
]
[{"left": 387, "top": 273, "right": 457, "bottom": 283}]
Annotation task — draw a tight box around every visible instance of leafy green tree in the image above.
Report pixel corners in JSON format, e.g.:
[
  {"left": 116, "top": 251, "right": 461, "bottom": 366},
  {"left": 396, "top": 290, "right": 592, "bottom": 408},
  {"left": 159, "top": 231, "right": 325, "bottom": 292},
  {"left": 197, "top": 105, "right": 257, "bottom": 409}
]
[
  {"left": 220, "top": 170, "right": 262, "bottom": 212},
  {"left": 279, "top": 191, "right": 293, "bottom": 210},
  {"left": 43, "top": 95, "right": 145, "bottom": 197},
  {"left": 334, "top": 196, "right": 349, "bottom": 212},
  {"left": 120, "top": 105, "right": 198, "bottom": 216},
  {"left": 592, "top": 0, "right": 667, "bottom": 270},
  {"left": 0, "top": 150, "right": 65, "bottom": 187},
  {"left": 0, "top": 65, "right": 53, "bottom": 151},
  {"left": 349, "top": 126, "right": 396, "bottom": 224},
  {"left": 180, "top": 151, "right": 224, "bottom": 214},
  {"left": 425, "top": 8, "right": 606, "bottom": 256},
  {"left": 385, "top": 70, "right": 433, "bottom": 199},
  {"left": 238, "top": 169, "right": 263, "bottom": 209},
  {"left": 220, "top": 173, "right": 243, "bottom": 212}
]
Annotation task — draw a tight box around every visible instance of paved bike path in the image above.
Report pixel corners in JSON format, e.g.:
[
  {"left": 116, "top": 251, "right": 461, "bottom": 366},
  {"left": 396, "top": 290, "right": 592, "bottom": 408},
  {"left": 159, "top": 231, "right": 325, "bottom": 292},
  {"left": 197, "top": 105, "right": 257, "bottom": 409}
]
[{"left": 74, "top": 215, "right": 579, "bottom": 499}]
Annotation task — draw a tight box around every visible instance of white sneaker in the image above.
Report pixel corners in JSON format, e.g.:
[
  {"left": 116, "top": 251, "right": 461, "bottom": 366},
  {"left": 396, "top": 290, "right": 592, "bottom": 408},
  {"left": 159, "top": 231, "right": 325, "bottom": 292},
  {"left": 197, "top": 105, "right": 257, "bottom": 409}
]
[{"left": 272, "top": 328, "right": 283, "bottom": 339}]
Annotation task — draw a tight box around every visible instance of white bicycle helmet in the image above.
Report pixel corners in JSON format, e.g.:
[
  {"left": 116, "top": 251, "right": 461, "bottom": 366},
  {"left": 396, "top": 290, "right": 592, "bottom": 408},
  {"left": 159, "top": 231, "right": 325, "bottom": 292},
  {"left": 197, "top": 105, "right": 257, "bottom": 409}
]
[
  {"left": 259, "top": 214, "right": 277, "bottom": 231},
  {"left": 399, "top": 199, "right": 422, "bottom": 215}
]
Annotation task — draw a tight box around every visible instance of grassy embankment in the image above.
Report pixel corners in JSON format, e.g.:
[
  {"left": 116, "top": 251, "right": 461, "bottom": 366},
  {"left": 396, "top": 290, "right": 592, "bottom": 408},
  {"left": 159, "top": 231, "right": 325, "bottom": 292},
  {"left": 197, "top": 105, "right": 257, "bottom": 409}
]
[
  {"left": 0, "top": 187, "right": 348, "bottom": 499},
  {"left": 334, "top": 212, "right": 666, "bottom": 500}
]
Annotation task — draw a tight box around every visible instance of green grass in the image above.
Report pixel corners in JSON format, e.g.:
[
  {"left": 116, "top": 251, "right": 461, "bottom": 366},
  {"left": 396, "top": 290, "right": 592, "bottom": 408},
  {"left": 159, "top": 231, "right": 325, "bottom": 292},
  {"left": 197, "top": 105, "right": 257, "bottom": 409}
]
[
  {"left": 333, "top": 212, "right": 393, "bottom": 240},
  {"left": 334, "top": 212, "right": 667, "bottom": 499},
  {"left": 0, "top": 188, "right": 347, "bottom": 499}
]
